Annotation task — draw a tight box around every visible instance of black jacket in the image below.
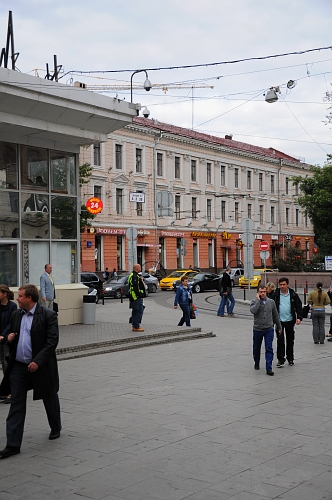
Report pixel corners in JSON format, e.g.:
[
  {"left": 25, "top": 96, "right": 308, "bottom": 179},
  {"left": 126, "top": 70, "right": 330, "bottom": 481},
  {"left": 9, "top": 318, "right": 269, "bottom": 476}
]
[
  {"left": 128, "top": 271, "right": 146, "bottom": 302},
  {"left": 0, "top": 303, "right": 59, "bottom": 400},
  {"left": 219, "top": 271, "right": 232, "bottom": 295},
  {"left": 0, "top": 300, "right": 17, "bottom": 338},
  {"left": 274, "top": 287, "right": 303, "bottom": 323}
]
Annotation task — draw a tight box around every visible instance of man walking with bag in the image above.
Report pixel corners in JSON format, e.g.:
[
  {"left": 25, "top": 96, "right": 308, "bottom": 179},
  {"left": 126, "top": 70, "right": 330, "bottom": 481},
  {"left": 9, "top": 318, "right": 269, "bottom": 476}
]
[{"left": 217, "top": 267, "right": 235, "bottom": 317}]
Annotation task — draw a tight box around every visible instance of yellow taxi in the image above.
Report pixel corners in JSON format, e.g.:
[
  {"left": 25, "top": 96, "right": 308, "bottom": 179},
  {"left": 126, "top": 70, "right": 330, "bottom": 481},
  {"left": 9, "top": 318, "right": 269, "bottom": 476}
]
[
  {"left": 160, "top": 269, "right": 198, "bottom": 291},
  {"left": 239, "top": 269, "right": 274, "bottom": 288}
]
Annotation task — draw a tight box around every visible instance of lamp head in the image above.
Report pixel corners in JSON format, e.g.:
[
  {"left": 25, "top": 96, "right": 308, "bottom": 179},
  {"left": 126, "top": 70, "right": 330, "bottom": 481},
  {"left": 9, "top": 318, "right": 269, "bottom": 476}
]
[
  {"left": 265, "top": 87, "right": 279, "bottom": 103},
  {"left": 144, "top": 77, "right": 152, "bottom": 91}
]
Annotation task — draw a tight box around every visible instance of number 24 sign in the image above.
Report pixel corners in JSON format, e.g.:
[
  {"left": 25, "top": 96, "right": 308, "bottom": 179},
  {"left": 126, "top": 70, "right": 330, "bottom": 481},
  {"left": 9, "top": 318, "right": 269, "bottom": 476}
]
[{"left": 86, "top": 197, "right": 103, "bottom": 215}]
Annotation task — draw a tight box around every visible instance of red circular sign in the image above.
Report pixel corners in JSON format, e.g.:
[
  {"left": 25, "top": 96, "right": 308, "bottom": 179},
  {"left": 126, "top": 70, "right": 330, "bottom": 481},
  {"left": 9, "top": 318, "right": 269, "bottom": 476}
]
[
  {"left": 259, "top": 241, "right": 269, "bottom": 251},
  {"left": 86, "top": 197, "right": 103, "bottom": 215}
]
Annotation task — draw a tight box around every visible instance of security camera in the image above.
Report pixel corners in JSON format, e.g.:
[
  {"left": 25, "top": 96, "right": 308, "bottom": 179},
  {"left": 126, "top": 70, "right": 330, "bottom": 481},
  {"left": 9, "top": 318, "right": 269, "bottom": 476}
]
[
  {"left": 144, "top": 77, "right": 152, "bottom": 91},
  {"left": 142, "top": 107, "right": 150, "bottom": 118}
]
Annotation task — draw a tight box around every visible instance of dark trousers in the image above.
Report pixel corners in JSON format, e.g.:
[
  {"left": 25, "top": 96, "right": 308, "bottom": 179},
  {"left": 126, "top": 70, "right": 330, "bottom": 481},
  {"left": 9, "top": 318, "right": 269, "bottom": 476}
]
[
  {"left": 6, "top": 361, "right": 61, "bottom": 449},
  {"left": 178, "top": 303, "right": 191, "bottom": 327},
  {"left": 253, "top": 328, "right": 274, "bottom": 371},
  {"left": 277, "top": 320, "right": 295, "bottom": 363},
  {"left": 131, "top": 298, "right": 144, "bottom": 328}
]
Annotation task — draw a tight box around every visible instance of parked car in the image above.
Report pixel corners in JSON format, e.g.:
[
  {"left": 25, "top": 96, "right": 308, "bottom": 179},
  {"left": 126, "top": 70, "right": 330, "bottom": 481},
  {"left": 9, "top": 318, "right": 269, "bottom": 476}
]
[
  {"left": 80, "top": 272, "right": 103, "bottom": 299},
  {"left": 239, "top": 269, "right": 274, "bottom": 288},
  {"left": 173, "top": 272, "right": 220, "bottom": 293},
  {"left": 160, "top": 269, "right": 198, "bottom": 291},
  {"left": 219, "top": 268, "right": 244, "bottom": 287},
  {"left": 103, "top": 274, "right": 149, "bottom": 299},
  {"left": 140, "top": 272, "right": 159, "bottom": 293}
]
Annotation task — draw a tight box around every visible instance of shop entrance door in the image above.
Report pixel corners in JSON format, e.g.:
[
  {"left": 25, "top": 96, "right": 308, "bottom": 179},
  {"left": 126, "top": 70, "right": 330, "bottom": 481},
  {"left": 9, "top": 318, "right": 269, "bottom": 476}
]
[{"left": 0, "top": 241, "right": 19, "bottom": 286}]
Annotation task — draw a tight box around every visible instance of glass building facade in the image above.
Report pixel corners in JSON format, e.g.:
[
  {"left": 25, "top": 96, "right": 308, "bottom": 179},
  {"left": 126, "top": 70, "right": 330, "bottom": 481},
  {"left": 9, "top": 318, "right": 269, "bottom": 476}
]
[{"left": 0, "top": 141, "right": 79, "bottom": 287}]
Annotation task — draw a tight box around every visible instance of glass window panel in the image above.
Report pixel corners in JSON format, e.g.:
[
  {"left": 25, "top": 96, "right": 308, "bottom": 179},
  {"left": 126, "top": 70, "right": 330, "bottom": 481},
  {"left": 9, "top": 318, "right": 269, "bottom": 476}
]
[
  {"left": 22, "top": 240, "right": 49, "bottom": 284},
  {"left": 0, "top": 242, "right": 18, "bottom": 286},
  {"left": 51, "top": 196, "right": 77, "bottom": 239},
  {"left": 0, "top": 142, "right": 18, "bottom": 189},
  {"left": 0, "top": 190, "right": 19, "bottom": 238},
  {"left": 21, "top": 192, "right": 49, "bottom": 239},
  {"left": 51, "top": 241, "right": 76, "bottom": 284},
  {"left": 20, "top": 146, "right": 48, "bottom": 191},
  {"left": 51, "top": 150, "right": 76, "bottom": 195}
]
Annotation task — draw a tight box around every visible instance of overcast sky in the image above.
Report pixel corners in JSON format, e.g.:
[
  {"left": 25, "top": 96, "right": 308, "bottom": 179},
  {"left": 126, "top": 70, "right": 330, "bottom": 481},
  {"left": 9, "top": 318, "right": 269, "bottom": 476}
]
[{"left": 1, "top": 0, "right": 332, "bottom": 166}]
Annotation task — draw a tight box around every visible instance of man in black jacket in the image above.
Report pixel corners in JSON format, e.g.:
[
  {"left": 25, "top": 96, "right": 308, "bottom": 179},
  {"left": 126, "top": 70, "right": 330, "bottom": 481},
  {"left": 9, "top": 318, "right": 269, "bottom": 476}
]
[
  {"left": 274, "top": 277, "right": 303, "bottom": 367},
  {"left": 0, "top": 284, "right": 61, "bottom": 458},
  {"left": 217, "top": 267, "right": 236, "bottom": 317},
  {"left": 128, "top": 264, "right": 146, "bottom": 332}
]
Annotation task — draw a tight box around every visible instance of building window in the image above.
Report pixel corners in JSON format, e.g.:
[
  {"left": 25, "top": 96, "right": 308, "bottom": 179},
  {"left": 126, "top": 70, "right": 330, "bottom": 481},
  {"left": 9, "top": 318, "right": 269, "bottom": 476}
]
[
  {"left": 305, "top": 213, "right": 308, "bottom": 227},
  {"left": 136, "top": 148, "right": 142, "bottom": 173},
  {"left": 247, "top": 170, "right": 252, "bottom": 190},
  {"left": 136, "top": 190, "right": 143, "bottom": 216},
  {"left": 295, "top": 208, "right": 299, "bottom": 226},
  {"left": 221, "top": 165, "right": 225, "bottom": 186},
  {"left": 259, "top": 173, "right": 263, "bottom": 192},
  {"left": 285, "top": 177, "right": 289, "bottom": 195},
  {"left": 93, "top": 143, "right": 101, "bottom": 166},
  {"left": 191, "top": 159, "right": 196, "bottom": 182},
  {"left": 175, "top": 195, "right": 181, "bottom": 220},
  {"left": 221, "top": 201, "right": 226, "bottom": 222},
  {"left": 271, "top": 175, "right": 275, "bottom": 194},
  {"left": 271, "top": 206, "right": 275, "bottom": 225},
  {"left": 259, "top": 205, "right": 263, "bottom": 225},
  {"left": 175, "top": 156, "right": 180, "bottom": 179},
  {"left": 286, "top": 207, "right": 289, "bottom": 225},
  {"left": 192, "top": 197, "right": 197, "bottom": 219},
  {"left": 206, "top": 162, "right": 211, "bottom": 184},
  {"left": 234, "top": 168, "right": 239, "bottom": 188},
  {"left": 157, "top": 153, "right": 163, "bottom": 177},
  {"left": 294, "top": 183, "right": 299, "bottom": 196},
  {"left": 235, "top": 202, "right": 239, "bottom": 223},
  {"left": 94, "top": 185, "right": 102, "bottom": 199},
  {"left": 207, "top": 199, "right": 212, "bottom": 221},
  {"left": 115, "top": 144, "right": 122, "bottom": 169},
  {"left": 247, "top": 204, "right": 252, "bottom": 219},
  {"left": 116, "top": 188, "right": 123, "bottom": 214},
  {"left": 306, "top": 241, "right": 309, "bottom": 260}
]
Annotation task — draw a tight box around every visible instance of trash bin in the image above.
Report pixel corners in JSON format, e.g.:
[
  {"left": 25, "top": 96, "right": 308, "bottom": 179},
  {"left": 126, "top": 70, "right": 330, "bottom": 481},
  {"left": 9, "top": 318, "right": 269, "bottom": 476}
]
[{"left": 82, "top": 294, "right": 96, "bottom": 325}]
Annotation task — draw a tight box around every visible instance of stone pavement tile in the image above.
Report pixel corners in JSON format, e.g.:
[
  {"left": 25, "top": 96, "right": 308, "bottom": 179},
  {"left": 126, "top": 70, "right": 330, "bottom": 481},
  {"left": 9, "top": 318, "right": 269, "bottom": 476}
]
[
  {"left": 0, "top": 493, "right": 20, "bottom": 500},
  {"left": 210, "top": 477, "right": 286, "bottom": 498},
  {"left": 291, "top": 436, "right": 332, "bottom": 456},
  {"left": 224, "top": 493, "right": 270, "bottom": 500},
  {"left": 2, "top": 480, "right": 47, "bottom": 497},
  {"left": 274, "top": 481, "right": 330, "bottom": 500}
]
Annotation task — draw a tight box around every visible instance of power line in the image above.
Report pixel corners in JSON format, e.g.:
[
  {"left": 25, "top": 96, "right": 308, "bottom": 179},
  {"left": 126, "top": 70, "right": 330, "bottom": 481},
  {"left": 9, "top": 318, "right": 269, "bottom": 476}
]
[{"left": 59, "top": 44, "right": 332, "bottom": 79}]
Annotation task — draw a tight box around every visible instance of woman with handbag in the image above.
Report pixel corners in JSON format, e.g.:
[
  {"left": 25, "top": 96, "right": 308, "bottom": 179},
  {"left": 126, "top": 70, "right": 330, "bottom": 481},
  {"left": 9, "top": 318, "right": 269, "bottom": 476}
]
[
  {"left": 307, "top": 282, "right": 330, "bottom": 344},
  {"left": 0, "top": 285, "right": 17, "bottom": 404},
  {"left": 174, "top": 276, "right": 193, "bottom": 327}
]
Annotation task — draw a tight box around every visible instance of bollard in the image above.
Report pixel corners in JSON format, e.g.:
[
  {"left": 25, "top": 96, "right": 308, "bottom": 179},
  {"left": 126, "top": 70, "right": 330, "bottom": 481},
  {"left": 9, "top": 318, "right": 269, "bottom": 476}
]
[
  {"left": 305, "top": 280, "right": 308, "bottom": 293},
  {"left": 243, "top": 286, "right": 246, "bottom": 301},
  {"left": 294, "top": 279, "right": 297, "bottom": 292},
  {"left": 120, "top": 288, "right": 123, "bottom": 303},
  {"left": 303, "top": 288, "right": 306, "bottom": 305},
  {"left": 102, "top": 288, "right": 105, "bottom": 305},
  {"left": 276, "top": 278, "right": 279, "bottom": 289}
]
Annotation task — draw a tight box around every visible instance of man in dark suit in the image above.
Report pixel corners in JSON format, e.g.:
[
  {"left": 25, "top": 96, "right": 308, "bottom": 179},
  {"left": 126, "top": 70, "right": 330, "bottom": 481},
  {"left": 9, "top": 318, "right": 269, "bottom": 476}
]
[
  {"left": 217, "top": 266, "right": 236, "bottom": 317},
  {"left": 0, "top": 284, "right": 61, "bottom": 459}
]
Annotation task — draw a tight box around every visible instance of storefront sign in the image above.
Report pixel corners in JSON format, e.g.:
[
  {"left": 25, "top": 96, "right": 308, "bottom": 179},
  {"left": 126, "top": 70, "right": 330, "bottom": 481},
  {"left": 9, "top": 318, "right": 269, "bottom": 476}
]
[
  {"left": 137, "top": 229, "right": 150, "bottom": 235},
  {"left": 160, "top": 231, "right": 185, "bottom": 237},
  {"left": 222, "top": 231, "right": 231, "bottom": 240},
  {"left": 271, "top": 235, "right": 278, "bottom": 240},
  {"left": 239, "top": 234, "right": 263, "bottom": 239},
  {"left": 130, "top": 192, "right": 145, "bottom": 203},
  {"left": 96, "top": 228, "right": 126, "bottom": 235},
  {"left": 86, "top": 197, "right": 103, "bottom": 214},
  {"left": 191, "top": 232, "right": 216, "bottom": 238}
]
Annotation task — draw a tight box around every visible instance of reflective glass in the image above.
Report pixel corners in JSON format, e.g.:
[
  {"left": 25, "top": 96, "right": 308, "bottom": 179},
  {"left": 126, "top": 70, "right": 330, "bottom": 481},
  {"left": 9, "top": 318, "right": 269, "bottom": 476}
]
[
  {"left": 0, "top": 190, "right": 19, "bottom": 238},
  {"left": 51, "top": 151, "right": 76, "bottom": 195},
  {"left": 0, "top": 142, "right": 18, "bottom": 189},
  {"left": 21, "top": 192, "right": 49, "bottom": 239},
  {"left": 20, "top": 146, "right": 48, "bottom": 191},
  {"left": 51, "top": 196, "right": 77, "bottom": 239}
]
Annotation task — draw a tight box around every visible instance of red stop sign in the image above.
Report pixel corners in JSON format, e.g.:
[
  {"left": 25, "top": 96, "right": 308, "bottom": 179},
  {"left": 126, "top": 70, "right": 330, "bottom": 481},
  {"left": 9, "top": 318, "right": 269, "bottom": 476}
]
[{"left": 259, "top": 241, "right": 269, "bottom": 251}]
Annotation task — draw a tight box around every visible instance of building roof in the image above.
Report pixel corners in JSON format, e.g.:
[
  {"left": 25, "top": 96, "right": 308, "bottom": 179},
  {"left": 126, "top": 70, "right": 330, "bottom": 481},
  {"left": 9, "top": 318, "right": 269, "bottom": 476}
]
[{"left": 133, "top": 117, "right": 304, "bottom": 164}]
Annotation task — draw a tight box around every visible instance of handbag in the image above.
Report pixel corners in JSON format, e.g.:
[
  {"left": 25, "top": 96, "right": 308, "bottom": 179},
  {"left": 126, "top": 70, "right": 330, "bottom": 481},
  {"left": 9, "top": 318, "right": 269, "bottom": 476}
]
[
  {"left": 53, "top": 301, "right": 59, "bottom": 313},
  {"left": 302, "top": 304, "right": 310, "bottom": 318},
  {"left": 190, "top": 304, "right": 196, "bottom": 319}
]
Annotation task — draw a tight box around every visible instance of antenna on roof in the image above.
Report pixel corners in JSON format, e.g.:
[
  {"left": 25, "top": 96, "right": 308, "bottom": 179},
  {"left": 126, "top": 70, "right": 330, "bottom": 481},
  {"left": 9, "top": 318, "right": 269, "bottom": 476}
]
[
  {"left": 0, "top": 11, "right": 19, "bottom": 70},
  {"left": 45, "top": 55, "right": 62, "bottom": 82}
]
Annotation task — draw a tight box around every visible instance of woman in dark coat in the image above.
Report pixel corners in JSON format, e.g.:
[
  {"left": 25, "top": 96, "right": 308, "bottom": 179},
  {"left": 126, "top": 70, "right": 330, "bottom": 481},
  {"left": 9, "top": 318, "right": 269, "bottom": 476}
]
[{"left": 0, "top": 285, "right": 17, "bottom": 403}]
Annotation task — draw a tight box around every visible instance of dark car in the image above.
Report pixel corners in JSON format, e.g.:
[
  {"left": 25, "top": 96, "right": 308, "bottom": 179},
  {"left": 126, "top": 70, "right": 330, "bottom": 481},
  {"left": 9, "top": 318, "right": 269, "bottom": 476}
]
[
  {"left": 173, "top": 272, "right": 220, "bottom": 293},
  {"left": 103, "top": 275, "right": 149, "bottom": 299},
  {"left": 80, "top": 272, "right": 103, "bottom": 299},
  {"left": 140, "top": 272, "right": 159, "bottom": 293}
]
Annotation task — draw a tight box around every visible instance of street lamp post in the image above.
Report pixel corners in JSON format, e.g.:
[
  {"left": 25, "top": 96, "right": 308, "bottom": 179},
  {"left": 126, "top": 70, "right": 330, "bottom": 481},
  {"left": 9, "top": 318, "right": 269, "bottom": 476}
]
[{"left": 130, "top": 70, "right": 152, "bottom": 103}]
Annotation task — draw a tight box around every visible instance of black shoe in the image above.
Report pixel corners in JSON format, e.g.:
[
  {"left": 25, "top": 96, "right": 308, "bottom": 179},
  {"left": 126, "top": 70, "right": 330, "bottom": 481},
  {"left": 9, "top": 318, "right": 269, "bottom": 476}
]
[
  {"left": 0, "top": 446, "right": 20, "bottom": 459},
  {"left": 266, "top": 370, "right": 274, "bottom": 376},
  {"left": 49, "top": 430, "right": 61, "bottom": 440},
  {"left": 276, "top": 361, "right": 284, "bottom": 368},
  {"left": 254, "top": 364, "right": 260, "bottom": 370},
  {"left": 288, "top": 361, "right": 294, "bottom": 366},
  {"left": 314, "top": 342, "right": 319, "bottom": 344}
]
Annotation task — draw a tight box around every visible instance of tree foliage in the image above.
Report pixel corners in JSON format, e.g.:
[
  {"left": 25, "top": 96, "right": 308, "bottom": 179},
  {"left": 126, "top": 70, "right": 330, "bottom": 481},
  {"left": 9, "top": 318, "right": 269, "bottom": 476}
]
[
  {"left": 292, "top": 156, "right": 332, "bottom": 255},
  {"left": 79, "top": 162, "right": 96, "bottom": 233},
  {"left": 273, "top": 244, "right": 304, "bottom": 272}
]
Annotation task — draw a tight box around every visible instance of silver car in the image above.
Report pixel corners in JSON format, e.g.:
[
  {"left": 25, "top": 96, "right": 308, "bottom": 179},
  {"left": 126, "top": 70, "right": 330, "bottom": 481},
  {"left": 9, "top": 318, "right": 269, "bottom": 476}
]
[
  {"left": 140, "top": 272, "right": 159, "bottom": 293},
  {"left": 219, "top": 268, "right": 244, "bottom": 287}
]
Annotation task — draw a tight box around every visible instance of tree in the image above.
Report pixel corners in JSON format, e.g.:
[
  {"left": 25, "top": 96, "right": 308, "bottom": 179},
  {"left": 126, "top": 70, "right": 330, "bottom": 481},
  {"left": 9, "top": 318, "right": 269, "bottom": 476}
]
[
  {"left": 79, "top": 162, "right": 96, "bottom": 233},
  {"left": 292, "top": 157, "right": 332, "bottom": 255},
  {"left": 273, "top": 244, "right": 304, "bottom": 272}
]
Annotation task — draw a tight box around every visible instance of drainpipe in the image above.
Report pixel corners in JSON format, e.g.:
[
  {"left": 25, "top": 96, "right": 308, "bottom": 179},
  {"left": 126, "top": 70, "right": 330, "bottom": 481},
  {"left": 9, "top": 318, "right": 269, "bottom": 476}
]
[
  {"left": 277, "top": 158, "right": 283, "bottom": 255},
  {"left": 153, "top": 131, "right": 163, "bottom": 262}
]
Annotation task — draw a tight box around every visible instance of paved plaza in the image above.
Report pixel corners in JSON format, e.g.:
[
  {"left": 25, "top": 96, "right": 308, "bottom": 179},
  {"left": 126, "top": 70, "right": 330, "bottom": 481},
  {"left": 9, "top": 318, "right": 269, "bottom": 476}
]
[{"left": 1, "top": 292, "right": 332, "bottom": 499}]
